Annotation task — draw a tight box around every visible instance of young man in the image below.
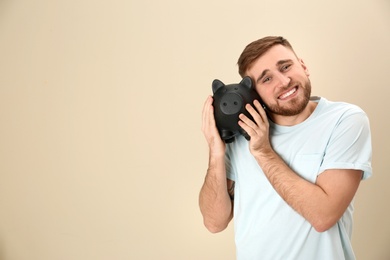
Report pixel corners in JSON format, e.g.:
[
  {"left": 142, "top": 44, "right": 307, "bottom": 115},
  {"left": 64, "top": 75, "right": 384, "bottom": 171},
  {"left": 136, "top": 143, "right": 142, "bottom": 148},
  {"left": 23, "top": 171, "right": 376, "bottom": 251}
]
[{"left": 199, "top": 36, "right": 372, "bottom": 259}]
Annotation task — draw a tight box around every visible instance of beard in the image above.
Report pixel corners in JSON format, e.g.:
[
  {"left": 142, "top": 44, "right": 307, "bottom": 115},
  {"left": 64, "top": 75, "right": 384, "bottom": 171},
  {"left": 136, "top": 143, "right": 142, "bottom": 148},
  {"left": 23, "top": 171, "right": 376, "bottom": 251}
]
[{"left": 265, "top": 78, "right": 312, "bottom": 117}]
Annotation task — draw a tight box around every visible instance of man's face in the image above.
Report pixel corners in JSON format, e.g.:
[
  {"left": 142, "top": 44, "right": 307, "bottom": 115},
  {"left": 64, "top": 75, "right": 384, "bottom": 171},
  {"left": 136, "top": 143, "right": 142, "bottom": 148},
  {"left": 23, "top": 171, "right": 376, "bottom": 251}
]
[{"left": 245, "top": 44, "right": 311, "bottom": 117}]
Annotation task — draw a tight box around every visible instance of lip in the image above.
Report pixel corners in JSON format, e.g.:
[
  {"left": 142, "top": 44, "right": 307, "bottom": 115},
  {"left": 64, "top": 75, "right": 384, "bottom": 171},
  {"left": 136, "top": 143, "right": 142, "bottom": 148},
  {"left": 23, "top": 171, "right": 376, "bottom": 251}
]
[{"left": 278, "top": 86, "right": 298, "bottom": 100}]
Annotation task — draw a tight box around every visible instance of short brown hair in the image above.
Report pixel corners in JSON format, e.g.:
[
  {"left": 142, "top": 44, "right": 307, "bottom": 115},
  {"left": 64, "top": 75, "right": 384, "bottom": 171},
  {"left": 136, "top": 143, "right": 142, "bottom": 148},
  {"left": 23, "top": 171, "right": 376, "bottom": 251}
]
[{"left": 237, "top": 36, "right": 296, "bottom": 77}]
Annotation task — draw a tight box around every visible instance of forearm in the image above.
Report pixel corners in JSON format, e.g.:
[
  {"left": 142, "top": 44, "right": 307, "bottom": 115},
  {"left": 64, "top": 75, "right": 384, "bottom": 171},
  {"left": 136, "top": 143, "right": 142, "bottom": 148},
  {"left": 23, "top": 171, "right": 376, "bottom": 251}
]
[
  {"left": 199, "top": 154, "right": 233, "bottom": 233},
  {"left": 254, "top": 149, "right": 338, "bottom": 232}
]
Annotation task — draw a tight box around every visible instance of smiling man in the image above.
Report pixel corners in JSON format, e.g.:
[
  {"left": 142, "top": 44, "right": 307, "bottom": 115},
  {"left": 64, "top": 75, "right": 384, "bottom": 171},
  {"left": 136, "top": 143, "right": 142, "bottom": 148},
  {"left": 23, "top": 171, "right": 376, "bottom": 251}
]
[{"left": 199, "top": 36, "right": 372, "bottom": 260}]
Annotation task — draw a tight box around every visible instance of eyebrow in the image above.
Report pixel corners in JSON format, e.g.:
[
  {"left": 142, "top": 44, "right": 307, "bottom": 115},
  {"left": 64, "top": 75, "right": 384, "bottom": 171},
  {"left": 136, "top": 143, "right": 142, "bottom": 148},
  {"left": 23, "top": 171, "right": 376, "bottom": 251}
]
[
  {"left": 256, "top": 59, "right": 293, "bottom": 84},
  {"left": 256, "top": 69, "right": 270, "bottom": 84}
]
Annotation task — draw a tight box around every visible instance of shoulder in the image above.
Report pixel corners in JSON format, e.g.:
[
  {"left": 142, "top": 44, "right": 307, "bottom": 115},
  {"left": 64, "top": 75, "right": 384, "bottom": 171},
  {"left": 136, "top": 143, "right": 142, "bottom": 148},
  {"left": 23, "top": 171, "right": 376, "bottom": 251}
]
[
  {"left": 319, "top": 97, "right": 366, "bottom": 115},
  {"left": 316, "top": 98, "right": 369, "bottom": 124}
]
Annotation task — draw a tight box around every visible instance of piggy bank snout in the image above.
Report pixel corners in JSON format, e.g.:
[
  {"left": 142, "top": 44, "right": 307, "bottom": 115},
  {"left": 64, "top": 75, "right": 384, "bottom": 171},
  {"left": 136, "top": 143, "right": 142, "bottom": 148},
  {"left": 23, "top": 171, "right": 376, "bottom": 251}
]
[{"left": 220, "top": 93, "right": 243, "bottom": 115}]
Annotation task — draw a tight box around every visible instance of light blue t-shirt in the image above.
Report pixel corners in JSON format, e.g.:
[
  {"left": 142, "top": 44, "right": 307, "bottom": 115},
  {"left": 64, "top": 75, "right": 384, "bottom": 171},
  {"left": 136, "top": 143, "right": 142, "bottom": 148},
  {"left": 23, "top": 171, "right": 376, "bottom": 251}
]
[{"left": 225, "top": 97, "right": 372, "bottom": 260}]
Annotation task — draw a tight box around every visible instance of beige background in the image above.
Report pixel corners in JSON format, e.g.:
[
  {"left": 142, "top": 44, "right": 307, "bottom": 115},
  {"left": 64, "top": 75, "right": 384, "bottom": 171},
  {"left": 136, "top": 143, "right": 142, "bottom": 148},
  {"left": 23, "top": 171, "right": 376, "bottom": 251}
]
[{"left": 0, "top": 0, "right": 389, "bottom": 259}]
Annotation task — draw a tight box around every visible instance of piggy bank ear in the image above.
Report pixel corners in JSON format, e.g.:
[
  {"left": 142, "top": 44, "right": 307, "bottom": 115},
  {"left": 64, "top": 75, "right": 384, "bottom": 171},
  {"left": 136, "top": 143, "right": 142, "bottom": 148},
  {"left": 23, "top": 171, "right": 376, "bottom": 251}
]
[
  {"left": 212, "top": 79, "right": 225, "bottom": 94},
  {"left": 240, "top": 76, "right": 253, "bottom": 89}
]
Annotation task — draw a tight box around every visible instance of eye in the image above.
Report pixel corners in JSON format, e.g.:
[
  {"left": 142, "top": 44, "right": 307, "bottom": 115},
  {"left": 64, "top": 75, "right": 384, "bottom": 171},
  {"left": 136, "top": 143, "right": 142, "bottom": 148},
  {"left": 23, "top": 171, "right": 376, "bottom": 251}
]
[
  {"left": 281, "top": 64, "right": 292, "bottom": 71},
  {"left": 263, "top": 77, "right": 271, "bottom": 83}
]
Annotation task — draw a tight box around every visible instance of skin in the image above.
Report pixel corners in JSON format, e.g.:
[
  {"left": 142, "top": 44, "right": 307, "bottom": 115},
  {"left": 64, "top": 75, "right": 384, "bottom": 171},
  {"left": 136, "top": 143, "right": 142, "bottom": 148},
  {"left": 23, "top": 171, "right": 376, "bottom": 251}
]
[{"left": 199, "top": 44, "right": 362, "bottom": 233}]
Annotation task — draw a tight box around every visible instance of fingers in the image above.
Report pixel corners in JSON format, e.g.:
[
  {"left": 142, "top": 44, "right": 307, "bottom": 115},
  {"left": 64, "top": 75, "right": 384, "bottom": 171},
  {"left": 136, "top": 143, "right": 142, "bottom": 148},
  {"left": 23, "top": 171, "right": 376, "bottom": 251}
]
[
  {"left": 246, "top": 102, "right": 264, "bottom": 125},
  {"left": 239, "top": 111, "right": 257, "bottom": 129},
  {"left": 238, "top": 100, "right": 268, "bottom": 137},
  {"left": 253, "top": 100, "right": 268, "bottom": 125},
  {"left": 202, "top": 95, "right": 220, "bottom": 138},
  {"left": 201, "top": 96, "right": 226, "bottom": 155},
  {"left": 240, "top": 100, "right": 266, "bottom": 124},
  {"left": 202, "top": 96, "right": 214, "bottom": 132}
]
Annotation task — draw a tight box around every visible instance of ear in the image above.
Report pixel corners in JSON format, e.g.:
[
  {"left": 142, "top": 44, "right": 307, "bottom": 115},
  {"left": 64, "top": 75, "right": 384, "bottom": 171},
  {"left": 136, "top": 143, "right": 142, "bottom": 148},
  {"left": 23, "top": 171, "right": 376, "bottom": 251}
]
[
  {"left": 212, "top": 79, "right": 225, "bottom": 93},
  {"left": 299, "top": 58, "right": 310, "bottom": 77},
  {"left": 240, "top": 76, "right": 253, "bottom": 89}
]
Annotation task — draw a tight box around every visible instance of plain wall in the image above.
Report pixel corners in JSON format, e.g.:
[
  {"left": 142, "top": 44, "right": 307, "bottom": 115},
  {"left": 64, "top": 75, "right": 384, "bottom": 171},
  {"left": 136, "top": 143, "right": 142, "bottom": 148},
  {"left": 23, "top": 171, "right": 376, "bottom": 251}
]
[{"left": 0, "top": 0, "right": 389, "bottom": 259}]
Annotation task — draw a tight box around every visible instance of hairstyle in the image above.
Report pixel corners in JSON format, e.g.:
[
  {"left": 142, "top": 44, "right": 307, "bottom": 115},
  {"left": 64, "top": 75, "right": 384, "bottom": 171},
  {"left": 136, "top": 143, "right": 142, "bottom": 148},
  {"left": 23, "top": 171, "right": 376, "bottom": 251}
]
[{"left": 237, "top": 36, "right": 296, "bottom": 77}]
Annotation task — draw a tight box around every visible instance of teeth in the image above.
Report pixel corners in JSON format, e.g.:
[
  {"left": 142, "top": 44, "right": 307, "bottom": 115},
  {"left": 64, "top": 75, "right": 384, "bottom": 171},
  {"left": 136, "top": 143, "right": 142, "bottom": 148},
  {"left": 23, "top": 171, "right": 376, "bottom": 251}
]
[{"left": 279, "top": 88, "right": 296, "bottom": 99}]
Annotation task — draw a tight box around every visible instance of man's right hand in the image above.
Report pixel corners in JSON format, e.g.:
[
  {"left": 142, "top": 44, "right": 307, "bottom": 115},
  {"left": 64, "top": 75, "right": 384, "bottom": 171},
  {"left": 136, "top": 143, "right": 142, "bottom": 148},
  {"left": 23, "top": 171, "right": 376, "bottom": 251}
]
[
  {"left": 202, "top": 96, "right": 226, "bottom": 157},
  {"left": 200, "top": 96, "right": 233, "bottom": 233}
]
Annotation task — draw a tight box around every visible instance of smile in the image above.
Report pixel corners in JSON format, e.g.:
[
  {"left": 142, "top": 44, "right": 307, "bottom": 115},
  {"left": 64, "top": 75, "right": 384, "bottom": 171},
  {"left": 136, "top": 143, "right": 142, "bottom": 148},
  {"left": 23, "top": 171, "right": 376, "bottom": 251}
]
[{"left": 278, "top": 87, "right": 297, "bottom": 100}]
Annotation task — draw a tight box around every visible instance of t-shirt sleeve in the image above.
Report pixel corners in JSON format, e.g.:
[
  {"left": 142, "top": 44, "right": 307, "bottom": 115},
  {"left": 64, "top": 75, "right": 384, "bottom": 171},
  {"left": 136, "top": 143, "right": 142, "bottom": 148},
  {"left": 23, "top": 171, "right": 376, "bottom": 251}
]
[{"left": 319, "top": 110, "right": 373, "bottom": 179}]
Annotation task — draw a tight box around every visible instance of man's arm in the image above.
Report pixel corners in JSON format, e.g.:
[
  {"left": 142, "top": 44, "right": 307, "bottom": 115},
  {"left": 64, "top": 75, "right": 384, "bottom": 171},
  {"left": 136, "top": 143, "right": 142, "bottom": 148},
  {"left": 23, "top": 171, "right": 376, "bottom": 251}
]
[
  {"left": 254, "top": 150, "right": 361, "bottom": 232},
  {"left": 239, "top": 100, "right": 362, "bottom": 232},
  {"left": 199, "top": 159, "right": 234, "bottom": 233},
  {"left": 199, "top": 96, "right": 234, "bottom": 233}
]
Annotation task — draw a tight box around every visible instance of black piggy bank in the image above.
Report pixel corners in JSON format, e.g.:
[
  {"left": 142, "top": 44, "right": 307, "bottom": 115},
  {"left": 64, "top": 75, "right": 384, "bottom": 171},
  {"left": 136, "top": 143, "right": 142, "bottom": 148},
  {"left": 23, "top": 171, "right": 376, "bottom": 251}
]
[{"left": 212, "top": 76, "right": 263, "bottom": 143}]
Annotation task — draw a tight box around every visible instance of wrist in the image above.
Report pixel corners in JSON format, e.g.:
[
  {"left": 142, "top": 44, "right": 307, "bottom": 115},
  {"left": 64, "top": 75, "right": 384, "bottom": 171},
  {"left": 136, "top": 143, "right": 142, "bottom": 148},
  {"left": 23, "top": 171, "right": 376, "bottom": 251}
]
[
  {"left": 208, "top": 141, "right": 226, "bottom": 158},
  {"left": 209, "top": 150, "right": 225, "bottom": 162},
  {"left": 253, "top": 146, "right": 275, "bottom": 162}
]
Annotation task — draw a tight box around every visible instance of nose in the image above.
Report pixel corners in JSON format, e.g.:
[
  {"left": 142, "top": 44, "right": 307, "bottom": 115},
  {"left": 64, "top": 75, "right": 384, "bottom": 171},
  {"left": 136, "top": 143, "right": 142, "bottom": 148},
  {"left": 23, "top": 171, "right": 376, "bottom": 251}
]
[{"left": 275, "top": 72, "right": 291, "bottom": 88}]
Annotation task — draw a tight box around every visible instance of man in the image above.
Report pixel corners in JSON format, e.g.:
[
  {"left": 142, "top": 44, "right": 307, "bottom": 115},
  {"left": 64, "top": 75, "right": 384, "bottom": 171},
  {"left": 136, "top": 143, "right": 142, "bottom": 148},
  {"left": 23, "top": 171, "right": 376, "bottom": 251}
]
[{"left": 199, "top": 36, "right": 372, "bottom": 259}]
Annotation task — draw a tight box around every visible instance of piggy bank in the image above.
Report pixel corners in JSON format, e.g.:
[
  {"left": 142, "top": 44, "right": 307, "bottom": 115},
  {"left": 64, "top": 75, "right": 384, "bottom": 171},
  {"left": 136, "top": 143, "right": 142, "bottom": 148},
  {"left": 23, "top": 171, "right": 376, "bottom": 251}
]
[{"left": 212, "top": 76, "right": 263, "bottom": 143}]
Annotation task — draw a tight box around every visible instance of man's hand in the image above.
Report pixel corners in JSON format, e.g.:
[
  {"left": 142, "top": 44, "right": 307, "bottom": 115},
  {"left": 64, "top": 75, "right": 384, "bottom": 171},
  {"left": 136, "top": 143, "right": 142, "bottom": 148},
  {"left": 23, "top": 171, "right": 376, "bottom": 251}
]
[
  {"left": 200, "top": 96, "right": 233, "bottom": 233},
  {"left": 202, "top": 96, "right": 226, "bottom": 157},
  {"left": 238, "top": 100, "right": 272, "bottom": 156}
]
